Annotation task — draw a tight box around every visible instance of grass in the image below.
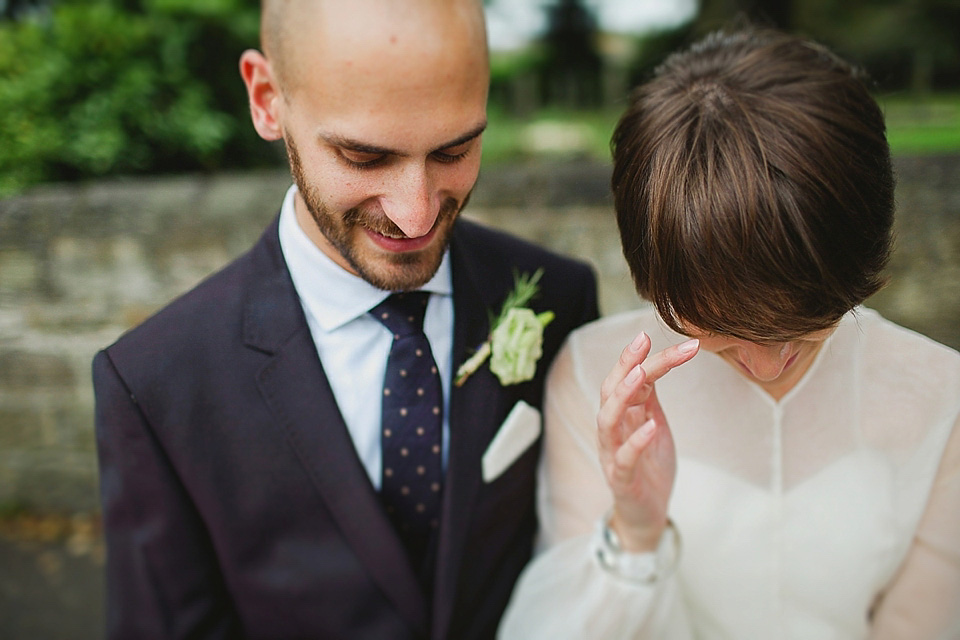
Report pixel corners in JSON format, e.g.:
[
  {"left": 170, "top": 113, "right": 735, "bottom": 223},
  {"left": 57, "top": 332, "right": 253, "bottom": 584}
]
[
  {"left": 481, "top": 93, "right": 960, "bottom": 166},
  {"left": 880, "top": 93, "right": 960, "bottom": 155},
  {"left": 482, "top": 105, "right": 622, "bottom": 166}
]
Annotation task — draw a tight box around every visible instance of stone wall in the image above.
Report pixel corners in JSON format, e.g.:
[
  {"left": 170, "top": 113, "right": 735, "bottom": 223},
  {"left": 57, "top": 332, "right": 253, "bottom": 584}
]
[{"left": 1, "top": 157, "right": 958, "bottom": 513}]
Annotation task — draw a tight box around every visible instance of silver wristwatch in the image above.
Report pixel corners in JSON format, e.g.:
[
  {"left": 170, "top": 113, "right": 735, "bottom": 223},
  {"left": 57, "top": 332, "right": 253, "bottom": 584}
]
[{"left": 594, "top": 511, "right": 681, "bottom": 584}]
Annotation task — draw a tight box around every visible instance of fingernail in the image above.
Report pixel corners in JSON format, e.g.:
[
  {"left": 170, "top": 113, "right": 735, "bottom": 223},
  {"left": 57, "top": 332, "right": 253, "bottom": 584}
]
[
  {"left": 626, "top": 364, "right": 643, "bottom": 385},
  {"left": 638, "top": 419, "right": 655, "bottom": 437},
  {"left": 629, "top": 332, "right": 647, "bottom": 352},
  {"left": 678, "top": 338, "right": 699, "bottom": 354}
]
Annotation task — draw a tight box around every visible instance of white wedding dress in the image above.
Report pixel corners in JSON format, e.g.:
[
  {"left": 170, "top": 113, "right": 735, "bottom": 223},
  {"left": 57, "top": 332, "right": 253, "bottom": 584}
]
[{"left": 499, "top": 307, "right": 960, "bottom": 639}]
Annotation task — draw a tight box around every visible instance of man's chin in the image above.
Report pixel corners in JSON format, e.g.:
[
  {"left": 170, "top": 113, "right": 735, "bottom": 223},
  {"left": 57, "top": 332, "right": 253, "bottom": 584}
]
[
  {"left": 359, "top": 263, "right": 442, "bottom": 292},
  {"left": 348, "top": 240, "right": 447, "bottom": 291}
]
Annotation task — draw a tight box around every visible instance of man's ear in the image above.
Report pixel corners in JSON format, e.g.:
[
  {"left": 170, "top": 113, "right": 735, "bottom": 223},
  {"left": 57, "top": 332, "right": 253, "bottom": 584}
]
[{"left": 239, "top": 49, "right": 283, "bottom": 141}]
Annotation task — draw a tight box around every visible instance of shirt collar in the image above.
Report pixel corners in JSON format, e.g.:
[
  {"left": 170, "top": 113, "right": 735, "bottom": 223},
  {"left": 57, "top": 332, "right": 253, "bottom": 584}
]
[{"left": 277, "top": 184, "right": 453, "bottom": 332}]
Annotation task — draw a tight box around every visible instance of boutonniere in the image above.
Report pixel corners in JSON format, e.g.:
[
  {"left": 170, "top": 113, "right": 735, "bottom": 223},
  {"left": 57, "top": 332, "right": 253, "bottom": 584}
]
[{"left": 454, "top": 268, "right": 555, "bottom": 387}]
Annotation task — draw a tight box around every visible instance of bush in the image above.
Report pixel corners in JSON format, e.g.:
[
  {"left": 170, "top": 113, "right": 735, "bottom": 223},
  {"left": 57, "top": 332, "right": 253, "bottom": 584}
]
[{"left": 0, "top": 0, "right": 274, "bottom": 197}]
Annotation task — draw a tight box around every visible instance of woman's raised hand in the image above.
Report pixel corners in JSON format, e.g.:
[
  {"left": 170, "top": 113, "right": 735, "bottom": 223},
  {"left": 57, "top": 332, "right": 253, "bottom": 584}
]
[{"left": 597, "top": 332, "right": 699, "bottom": 552}]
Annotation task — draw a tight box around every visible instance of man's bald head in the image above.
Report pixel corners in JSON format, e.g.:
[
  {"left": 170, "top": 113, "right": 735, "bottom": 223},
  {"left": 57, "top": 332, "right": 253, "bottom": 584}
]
[
  {"left": 260, "top": 0, "right": 488, "bottom": 95},
  {"left": 240, "top": 0, "right": 489, "bottom": 290}
]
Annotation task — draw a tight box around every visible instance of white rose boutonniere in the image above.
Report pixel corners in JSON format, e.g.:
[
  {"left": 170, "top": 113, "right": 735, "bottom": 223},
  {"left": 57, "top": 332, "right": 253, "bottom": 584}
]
[
  {"left": 489, "top": 307, "right": 550, "bottom": 385},
  {"left": 454, "top": 268, "right": 555, "bottom": 387}
]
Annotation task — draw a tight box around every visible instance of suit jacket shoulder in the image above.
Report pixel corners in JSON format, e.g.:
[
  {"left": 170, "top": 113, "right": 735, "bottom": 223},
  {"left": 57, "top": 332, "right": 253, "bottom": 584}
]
[
  {"left": 453, "top": 217, "right": 596, "bottom": 298},
  {"left": 450, "top": 217, "right": 599, "bottom": 373},
  {"left": 100, "top": 215, "right": 300, "bottom": 399}
]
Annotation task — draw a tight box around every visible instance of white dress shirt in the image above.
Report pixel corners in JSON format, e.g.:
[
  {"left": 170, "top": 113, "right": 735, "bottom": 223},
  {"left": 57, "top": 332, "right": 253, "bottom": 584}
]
[{"left": 277, "top": 185, "right": 454, "bottom": 489}]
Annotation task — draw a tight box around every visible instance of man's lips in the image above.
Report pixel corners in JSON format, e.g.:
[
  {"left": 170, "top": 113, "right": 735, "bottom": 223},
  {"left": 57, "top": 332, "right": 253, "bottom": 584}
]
[{"left": 363, "top": 225, "right": 438, "bottom": 252}]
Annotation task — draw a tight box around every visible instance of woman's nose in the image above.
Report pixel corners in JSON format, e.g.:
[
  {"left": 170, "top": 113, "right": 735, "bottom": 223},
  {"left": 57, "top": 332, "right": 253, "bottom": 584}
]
[{"left": 741, "top": 342, "right": 793, "bottom": 378}]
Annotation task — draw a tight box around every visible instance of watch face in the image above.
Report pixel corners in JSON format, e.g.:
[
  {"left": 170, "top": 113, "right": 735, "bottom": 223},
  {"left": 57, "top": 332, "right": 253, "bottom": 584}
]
[{"left": 596, "top": 517, "right": 680, "bottom": 584}]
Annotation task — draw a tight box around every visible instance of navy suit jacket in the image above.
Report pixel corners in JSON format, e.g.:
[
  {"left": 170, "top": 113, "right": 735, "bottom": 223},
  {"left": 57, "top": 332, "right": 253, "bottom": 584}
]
[{"left": 93, "top": 215, "right": 598, "bottom": 639}]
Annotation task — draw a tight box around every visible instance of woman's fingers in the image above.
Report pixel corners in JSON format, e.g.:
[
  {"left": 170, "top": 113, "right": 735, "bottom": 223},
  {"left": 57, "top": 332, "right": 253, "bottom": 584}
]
[
  {"left": 602, "top": 335, "right": 699, "bottom": 403},
  {"left": 611, "top": 419, "right": 656, "bottom": 485},
  {"left": 598, "top": 335, "right": 700, "bottom": 459},
  {"left": 597, "top": 363, "right": 648, "bottom": 455},
  {"left": 600, "top": 332, "right": 652, "bottom": 403},
  {"left": 641, "top": 338, "right": 700, "bottom": 386}
]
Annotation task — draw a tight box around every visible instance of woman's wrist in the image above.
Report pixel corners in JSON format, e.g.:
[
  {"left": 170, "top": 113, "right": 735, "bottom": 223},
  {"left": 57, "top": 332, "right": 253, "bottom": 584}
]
[
  {"left": 595, "top": 508, "right": 681, "bottom": 584},
  {"left": 610, "top": 508, "right": 667, "bottom": 553}
]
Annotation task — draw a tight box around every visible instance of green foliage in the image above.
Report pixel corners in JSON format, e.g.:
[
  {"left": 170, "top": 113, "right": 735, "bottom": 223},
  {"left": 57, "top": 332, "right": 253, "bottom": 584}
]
[
  {"left": 0, "top": 499, "right": 27, "bottom": 520},
  {"left": 482, "top": 104, "right": 621, "bottom": 165},
  {"left": 793, "top": 0, "right": 960, "bottom": 92},
  {"left": 695, "top": 0, "right": 960, "bottom": 92},
  {"left": 490, "top": 47, "right": 545, "bottom": 83},
  {"left": 882, "top": 93, "right": 960, "bottom": 155},
  {"left": 0, "top": 0, "right": 268, "bottom": 197}
]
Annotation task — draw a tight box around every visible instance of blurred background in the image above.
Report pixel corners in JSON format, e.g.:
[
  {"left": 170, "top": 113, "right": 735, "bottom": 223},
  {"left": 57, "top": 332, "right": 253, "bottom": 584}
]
[
  {"left": 1, "top": 0, "right": 958, "bottom": 636},
  {"left": 2, "top": 0, "right": 959, "bottom": 196}
]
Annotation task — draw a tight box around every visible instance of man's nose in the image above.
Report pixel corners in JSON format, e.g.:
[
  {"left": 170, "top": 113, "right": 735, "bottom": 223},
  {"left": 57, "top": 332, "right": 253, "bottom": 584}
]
[{"left": 380, "top": 163, "right": 440, "bottom": 238}]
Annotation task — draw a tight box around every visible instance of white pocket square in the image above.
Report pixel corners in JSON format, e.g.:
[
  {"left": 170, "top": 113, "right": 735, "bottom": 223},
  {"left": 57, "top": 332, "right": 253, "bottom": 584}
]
[{"left": 482, "top": 400, "right": 542, "bottom": 483}]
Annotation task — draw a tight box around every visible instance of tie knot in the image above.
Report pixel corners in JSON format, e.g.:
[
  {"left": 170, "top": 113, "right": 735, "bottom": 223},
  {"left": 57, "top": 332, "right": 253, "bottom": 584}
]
[{"left": 370, "top": 292, "right": 430, "bottom": 337}]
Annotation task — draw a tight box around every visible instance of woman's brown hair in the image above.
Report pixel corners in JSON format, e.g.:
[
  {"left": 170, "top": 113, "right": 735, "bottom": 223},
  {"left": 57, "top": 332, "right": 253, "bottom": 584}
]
[{"left": 611, "top": 27, "right": 894, "bottom": 342}]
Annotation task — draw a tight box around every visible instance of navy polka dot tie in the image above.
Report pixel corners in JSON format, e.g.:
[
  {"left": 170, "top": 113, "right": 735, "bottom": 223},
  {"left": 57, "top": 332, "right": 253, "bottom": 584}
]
[{"left": 370, "top": 292, "right": 443, "bottom": 567}]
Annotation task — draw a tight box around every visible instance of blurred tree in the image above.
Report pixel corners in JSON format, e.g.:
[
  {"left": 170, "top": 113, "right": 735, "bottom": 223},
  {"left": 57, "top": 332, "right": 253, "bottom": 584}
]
[
  {"left": 489, "top": 47, "right": 545, "bottom": 118},
  {"left": 539, "top": 0, "right": 603, "bottom": 108},
  {"left": 794, "top": 0, "right": 960, "bottom": 91},
  {"left": 1, "top": 0, "right": 46, "bottom": 20},
  {"left": 693, "top": 0, "right": 960, "bottom": 91},
  {"left": 623, "top": 23, "right": 697, "bottom": 89},
  {"left": 696, "top": 0, "right": 794, "bottom": 31}
]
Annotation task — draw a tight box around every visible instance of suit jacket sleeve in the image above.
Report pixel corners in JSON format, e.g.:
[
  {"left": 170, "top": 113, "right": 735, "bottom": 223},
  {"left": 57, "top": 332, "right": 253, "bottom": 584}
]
[{"left": 94, "top": 350, "right": 240, "bottom": 639}]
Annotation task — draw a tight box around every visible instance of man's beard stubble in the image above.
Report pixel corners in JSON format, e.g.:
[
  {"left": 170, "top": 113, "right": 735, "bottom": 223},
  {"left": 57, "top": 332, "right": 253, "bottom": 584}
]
[{"left": 285, "top": 135, "right": 466, "bottom": 291}]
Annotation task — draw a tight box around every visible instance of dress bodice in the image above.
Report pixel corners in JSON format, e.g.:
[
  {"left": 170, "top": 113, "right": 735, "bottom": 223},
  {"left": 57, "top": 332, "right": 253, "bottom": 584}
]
[{"left": 500, "top": 307, "right": 960, "bottom": 639}]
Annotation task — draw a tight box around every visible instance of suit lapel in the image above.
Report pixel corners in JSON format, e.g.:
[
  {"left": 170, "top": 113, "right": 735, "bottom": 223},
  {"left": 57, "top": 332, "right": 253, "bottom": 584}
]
[
  {"left": 432, "top": 223, "right": 515, "bottom": 637},
  {"left": 242, "top": 219, "right": 427, "bottom": 634}
]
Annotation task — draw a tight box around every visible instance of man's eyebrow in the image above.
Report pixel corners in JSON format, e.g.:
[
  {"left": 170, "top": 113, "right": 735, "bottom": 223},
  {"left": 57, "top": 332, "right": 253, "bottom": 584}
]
[
  {"left": 319, "top": 121, "right": 487, "bottom": 157},
  {"left": 434, "top": 122, "right": 487, "bottom": 152},
  {"left": 320, "top": 134, "right": 398, "bottom": 156}
]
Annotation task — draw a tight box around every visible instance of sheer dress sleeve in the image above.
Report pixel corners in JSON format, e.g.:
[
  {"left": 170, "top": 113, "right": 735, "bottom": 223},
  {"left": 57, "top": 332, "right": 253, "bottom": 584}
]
[
  {"left": 869, "top": 409, "right": 960, "bottom": 639},
  {"left": 498, "top": 329, "right": 693, "bottom": 639}
]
